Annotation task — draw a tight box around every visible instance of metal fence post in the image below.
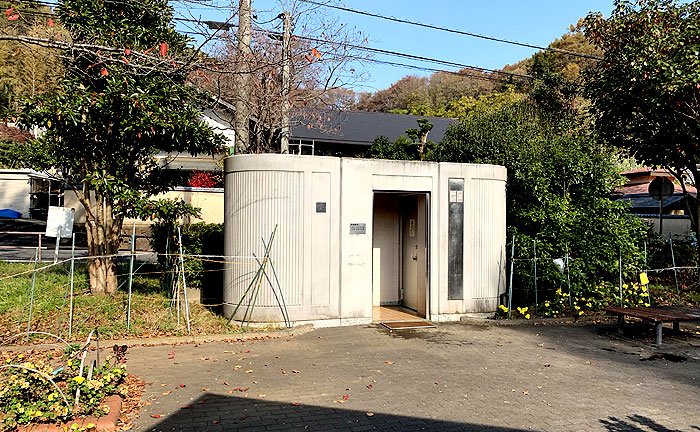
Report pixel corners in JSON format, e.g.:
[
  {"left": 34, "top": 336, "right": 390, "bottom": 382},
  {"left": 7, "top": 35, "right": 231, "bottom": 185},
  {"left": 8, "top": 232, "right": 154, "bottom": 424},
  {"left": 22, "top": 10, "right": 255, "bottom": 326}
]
[
  {"left": 507, "top": 235, "right": 514, "bottom": 319},
  {"left": 127, "top": 222, "right": 135, "bottom": 331}
]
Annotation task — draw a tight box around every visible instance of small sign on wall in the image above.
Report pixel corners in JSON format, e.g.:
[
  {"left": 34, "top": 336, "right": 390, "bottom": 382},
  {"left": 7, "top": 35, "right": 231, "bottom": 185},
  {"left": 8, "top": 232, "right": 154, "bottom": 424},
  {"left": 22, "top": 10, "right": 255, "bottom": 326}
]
[
  {"left": 316, "top": 202, "right": 327, "bottom": 213},
  {"left": 349, "top": 223, "right": 366, "bottom": 234}
]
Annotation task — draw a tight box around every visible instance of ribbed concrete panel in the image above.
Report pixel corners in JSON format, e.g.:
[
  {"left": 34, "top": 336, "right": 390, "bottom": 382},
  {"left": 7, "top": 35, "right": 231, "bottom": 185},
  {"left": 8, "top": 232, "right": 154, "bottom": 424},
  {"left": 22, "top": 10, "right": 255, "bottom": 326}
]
[
  {"left": 468, "top": 179, "right": 506, "bottom": 300},
  {"left": 229, "top": 170, "right": 304, "bottom": 307}
]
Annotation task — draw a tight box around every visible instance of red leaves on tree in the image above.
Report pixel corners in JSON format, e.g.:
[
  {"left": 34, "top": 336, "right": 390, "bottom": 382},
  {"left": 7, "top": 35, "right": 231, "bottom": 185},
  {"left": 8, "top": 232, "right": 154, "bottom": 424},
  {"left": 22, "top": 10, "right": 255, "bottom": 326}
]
[
  {"left": 8, "top": 14, "right": 19, "bottom": 20},
  {"left": 189, "top": 170, "right": 218, "bottom": 188},
  {"left": 47, "top": 18, "right": 55, "bottom": 26},
  {"left": 197, "top": 70, "right": 211, "bottom": 83},
  {"left": 101, "top": 68, "right": 109, "bottom": 76},
  {"left": 124, "top": 48, "right": 131, "bottom": 55},
  {"left": 5, "top": 8, "right": 13, "bottom": 15},
  {"left": 160, "top": 42, "right": 168, "bottom": 57},
  {"left": 304, "top": 54, "right": 313, "bottom": 63},
  {"left": 311, "top": 48, "right": 321, "bottom": 59}
]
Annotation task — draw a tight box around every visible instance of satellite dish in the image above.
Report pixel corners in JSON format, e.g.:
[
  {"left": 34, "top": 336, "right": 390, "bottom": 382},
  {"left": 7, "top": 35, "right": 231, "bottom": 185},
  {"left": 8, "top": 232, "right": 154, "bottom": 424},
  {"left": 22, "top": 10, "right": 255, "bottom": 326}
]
[{"left": 648, "top": 177, "right": 674, "bottom": 201}]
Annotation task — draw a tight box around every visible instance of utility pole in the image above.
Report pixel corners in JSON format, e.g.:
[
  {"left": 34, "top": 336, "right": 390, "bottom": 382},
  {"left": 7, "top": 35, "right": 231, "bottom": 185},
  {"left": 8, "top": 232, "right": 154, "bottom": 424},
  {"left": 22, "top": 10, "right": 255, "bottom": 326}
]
[
  {"left": 234, "top": 0, "right": 252, "bottom": 154},
  {"left": 280, "top": 11, "right": 291, "bottom": 154}
]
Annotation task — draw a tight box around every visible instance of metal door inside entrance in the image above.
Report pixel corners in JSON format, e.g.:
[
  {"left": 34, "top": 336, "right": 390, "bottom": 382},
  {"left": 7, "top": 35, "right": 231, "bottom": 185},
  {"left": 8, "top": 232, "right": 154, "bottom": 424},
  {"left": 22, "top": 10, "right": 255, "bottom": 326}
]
[{"left": 372, "top": 192, "right": 428, "bottom": 318}]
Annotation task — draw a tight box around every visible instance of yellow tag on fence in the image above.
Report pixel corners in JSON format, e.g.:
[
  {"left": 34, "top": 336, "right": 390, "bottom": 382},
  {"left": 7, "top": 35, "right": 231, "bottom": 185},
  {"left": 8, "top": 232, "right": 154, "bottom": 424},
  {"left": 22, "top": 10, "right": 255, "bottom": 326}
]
[{"left": 639, "top": 272, "right": 649, "bottom": 285}]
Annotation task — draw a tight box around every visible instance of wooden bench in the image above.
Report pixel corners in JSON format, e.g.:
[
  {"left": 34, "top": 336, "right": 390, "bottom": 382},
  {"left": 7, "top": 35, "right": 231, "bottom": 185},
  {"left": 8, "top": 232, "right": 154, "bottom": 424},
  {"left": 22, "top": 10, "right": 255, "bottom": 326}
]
[{"left": 604, "top": 306, "right": 700, "bottom": 345}]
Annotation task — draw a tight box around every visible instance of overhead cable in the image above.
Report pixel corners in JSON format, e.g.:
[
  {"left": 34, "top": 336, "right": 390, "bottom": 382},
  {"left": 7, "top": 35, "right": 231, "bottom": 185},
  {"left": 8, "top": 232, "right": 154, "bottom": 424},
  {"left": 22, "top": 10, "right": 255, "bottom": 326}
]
[{"left": 299, "top": 0, "right": 603, "bottom": 61}]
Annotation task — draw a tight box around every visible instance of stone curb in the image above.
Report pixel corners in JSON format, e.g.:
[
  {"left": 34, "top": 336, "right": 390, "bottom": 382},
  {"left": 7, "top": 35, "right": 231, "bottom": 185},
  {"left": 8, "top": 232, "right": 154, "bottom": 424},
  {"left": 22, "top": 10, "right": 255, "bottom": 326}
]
[
  {"left": 459, "top": 314, "right": 614, "bottom": 326},
  {"left": 2, "top": 325, "right": 315, "bottom": 352},
  {"left": 16, "top": 395, "right": 121, "bottom": 432}
]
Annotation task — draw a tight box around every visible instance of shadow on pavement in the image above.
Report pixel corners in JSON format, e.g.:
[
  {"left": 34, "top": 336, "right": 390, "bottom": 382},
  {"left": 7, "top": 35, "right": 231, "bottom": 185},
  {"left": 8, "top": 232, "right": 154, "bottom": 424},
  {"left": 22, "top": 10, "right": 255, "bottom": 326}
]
[
  {"left": 146, "top": 393, "right": 533, "bottom": 431},
  {"left": 600, "top": 414, "right": 693, "bottom": 432}
]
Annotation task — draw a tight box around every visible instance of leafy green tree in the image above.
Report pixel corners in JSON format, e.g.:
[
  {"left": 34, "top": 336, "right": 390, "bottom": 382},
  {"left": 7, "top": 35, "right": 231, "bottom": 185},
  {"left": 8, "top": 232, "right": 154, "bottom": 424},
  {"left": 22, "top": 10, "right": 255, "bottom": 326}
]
[
  {"left": 582, "top": 0, "right": 700, "bottom": 238},
  {"left": 10, "top": 0, "right": 224, "bottom": 294},
  {"left": 436, "top": 100, "right": 647, "bottom": 306}
]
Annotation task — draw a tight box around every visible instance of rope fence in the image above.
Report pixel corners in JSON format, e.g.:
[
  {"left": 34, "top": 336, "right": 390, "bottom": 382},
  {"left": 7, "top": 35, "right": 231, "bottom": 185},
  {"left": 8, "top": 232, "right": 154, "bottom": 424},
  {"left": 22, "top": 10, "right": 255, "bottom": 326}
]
[{"left": 0, "top": 225, "right": 290, "bottom": 341}]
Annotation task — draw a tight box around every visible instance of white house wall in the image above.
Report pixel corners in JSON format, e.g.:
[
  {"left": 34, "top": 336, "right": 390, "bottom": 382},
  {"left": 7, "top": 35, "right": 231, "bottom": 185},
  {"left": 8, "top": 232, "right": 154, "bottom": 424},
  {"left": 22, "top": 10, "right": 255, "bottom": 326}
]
[
  {"left": 223, "top": 154, "right": 506, "bottom": 326},
  {"left": 0, "top": 172, "right": 32, "bottom": 217}
]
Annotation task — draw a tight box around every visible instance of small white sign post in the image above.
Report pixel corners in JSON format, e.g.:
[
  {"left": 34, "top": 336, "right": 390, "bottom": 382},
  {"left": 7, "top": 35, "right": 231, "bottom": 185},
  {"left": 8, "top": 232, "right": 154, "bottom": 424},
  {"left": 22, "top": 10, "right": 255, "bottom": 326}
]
[{"left": 45, "top": 207, "right": 75, "bottom": 264}]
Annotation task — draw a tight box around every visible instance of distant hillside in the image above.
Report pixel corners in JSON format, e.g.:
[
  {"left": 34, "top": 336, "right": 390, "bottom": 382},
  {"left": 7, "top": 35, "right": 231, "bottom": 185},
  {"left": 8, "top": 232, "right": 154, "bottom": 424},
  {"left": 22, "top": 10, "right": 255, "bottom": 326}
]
[{"left": 355, "top": 27, "right": 600, "bottom": 115}]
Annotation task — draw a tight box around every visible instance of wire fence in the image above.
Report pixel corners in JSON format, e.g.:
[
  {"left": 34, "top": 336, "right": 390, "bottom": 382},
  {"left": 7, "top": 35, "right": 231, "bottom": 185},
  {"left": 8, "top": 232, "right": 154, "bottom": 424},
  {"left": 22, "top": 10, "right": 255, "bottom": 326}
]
[
  {"left": 504, "top": 235, "right": 700, "bottom": 319},
  {"left": 0, "top": 225, "right": 290, "bottom": 341}
]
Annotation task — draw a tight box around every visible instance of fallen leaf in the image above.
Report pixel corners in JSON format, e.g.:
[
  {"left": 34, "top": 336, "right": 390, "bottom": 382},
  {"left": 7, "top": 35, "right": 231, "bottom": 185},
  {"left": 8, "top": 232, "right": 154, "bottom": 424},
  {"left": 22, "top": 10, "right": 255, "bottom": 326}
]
[
  {"left": 586, "top": 361, "right": 596, "bottom": 365},
  {"left": 366, "top": 412, "right": 374, "bottom": 417},
  {"left": 245, "top": 369, "right": 253, "bottom": 374},
  {"left": 234, "top": 365, "right": 242, "bottom": 370},
  {"left": 523, "top": 390, "right": 530, "bottom": 395},
  {"left": 385, "top": 361, "right": 394, "bottom": 364},
  {"left": 281, "top": 370, "right": 288, "bottom": 374},
  {"left": 179, "top": 383, "right": 186, "bottom": 388},
  {"left": 369, "top": 369, "right": 381, "bottom": 373},
  {"left": 211, "top": 420, "right": 220, "bottom": 424},
  {"left": 223, "top": 382, "right": 229, "bottom": 386},
  {"left": 342, "top": 394, "right": 349, "bottom": 400},
  {"left": 291, "top": 402, "right": 299, "bottom": 406},
  {"left": 161, "top": 391, "right": 170, "bottom": 395},
  {"left": 366, "top": 385, "right": 373, "bottom": 389},
  {"left": 150, "top": 414, "right": 161, "bottom": 418},
  {"left": 544, "top": 363, "right": 551, "bottom": 367},
  {"left": 333, "top": 399, "right": 345, "bottom": 403},
  {"left": 181, "top": 405, "right": 194, "bottom": 409},
  {"left": 435, "top": 382, "right": 440, "bottom": 385},
  {"left": 202, "top": 388, "right": 209, "bottom": 391},
  {"left": 292, "top": 370, "right": 300, "bottom": 374},
  {"left": 198, "top": 400, "right": 207, "bottom": 404},
  {"left": 258, "top": 394, "right": 266, "bottom": 398}
]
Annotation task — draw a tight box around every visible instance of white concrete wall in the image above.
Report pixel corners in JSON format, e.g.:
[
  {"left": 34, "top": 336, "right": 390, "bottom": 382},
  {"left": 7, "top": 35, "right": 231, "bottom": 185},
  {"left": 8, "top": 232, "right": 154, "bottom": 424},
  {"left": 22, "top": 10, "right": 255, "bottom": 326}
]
[
  {"left": 0, "top": 172, "right": 32, "bottom": 217},
  {"left": 223, "top": 154, "right": 507, "bottom": 326},
  {"left": 64, "top": 188, "right": 225, "bottom": 226}
]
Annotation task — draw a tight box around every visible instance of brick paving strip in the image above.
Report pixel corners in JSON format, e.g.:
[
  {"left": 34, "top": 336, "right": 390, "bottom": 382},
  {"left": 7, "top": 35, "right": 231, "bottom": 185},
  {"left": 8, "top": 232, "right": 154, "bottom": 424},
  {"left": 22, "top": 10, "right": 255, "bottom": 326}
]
[
  {"left": 15, "top": 395, "right": 121, "bottom": 432},
  {"left": 120, "top": 320, "right": 700, "bottom": 432}
]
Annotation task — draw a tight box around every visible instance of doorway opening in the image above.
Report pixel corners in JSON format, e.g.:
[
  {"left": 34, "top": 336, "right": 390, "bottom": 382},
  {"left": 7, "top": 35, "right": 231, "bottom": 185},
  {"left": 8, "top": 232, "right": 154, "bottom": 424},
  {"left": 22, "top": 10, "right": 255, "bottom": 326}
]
[{"left": 372, "top": 192, "right": 429, "bottom": 322}]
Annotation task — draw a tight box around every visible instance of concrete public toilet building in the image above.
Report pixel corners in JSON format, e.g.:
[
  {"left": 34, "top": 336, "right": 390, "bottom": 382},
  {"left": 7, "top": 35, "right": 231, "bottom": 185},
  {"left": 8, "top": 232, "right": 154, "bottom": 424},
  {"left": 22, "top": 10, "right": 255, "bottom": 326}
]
[{"left": 223, "top": 154, "right": 507, "bottom": 326}]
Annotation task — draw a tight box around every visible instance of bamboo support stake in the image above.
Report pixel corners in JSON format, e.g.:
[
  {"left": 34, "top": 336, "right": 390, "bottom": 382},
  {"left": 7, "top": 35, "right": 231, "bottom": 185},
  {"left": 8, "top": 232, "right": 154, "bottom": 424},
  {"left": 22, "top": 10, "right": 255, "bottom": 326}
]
[
  {"left": 619, "top": 249, "right": 623, "bottom": 306},
  {"left": 127, "top": 222, "right": 135, "bottom": 331},
  {"left": 177, "top": 227, "right": 191, "bottom": 334},
  {"left": 533, "top": 240, "right": 538, "bottom": 315},
  {"left": 670, "top": 238, "right": 681, "bottom": 304},
  {"left": 26, "top": 247, "right": 39, "bottom": 342},
  {"left": 68, "top": 234, "right": 75, "bottom": 339}
]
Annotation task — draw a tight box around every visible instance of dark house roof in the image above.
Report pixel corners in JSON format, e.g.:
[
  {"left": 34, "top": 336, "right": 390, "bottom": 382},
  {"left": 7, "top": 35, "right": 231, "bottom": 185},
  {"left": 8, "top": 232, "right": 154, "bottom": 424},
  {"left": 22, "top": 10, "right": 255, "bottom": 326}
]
[
  {"left": 290, "top": 110, "right": 457, "bottom": 148},
  {"left": 615, "top": 168, "right": 697, "bottom": 214}
]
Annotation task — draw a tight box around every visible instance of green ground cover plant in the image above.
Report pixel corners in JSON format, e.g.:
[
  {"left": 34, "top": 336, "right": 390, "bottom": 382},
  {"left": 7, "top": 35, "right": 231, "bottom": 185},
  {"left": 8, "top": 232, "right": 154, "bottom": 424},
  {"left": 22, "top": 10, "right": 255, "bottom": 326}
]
[{"left": 0, "top": 347, "right": 126, "bottom": 430}]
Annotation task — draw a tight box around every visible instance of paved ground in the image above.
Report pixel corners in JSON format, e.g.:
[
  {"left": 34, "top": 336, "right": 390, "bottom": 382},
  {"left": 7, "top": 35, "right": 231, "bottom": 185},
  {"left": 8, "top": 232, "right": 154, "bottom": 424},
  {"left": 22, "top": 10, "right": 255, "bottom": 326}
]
[{"left": 123, "top": 320, "right": 700, "bottom": 432}]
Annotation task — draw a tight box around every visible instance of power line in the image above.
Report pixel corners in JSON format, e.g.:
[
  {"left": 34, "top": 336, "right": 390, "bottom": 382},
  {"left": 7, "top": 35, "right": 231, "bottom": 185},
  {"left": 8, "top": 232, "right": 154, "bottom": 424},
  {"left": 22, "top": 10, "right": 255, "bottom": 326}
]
[
  {"left": 265, "top": 30, "right": 532, "bottom": 81},
  {"left": 299, "top": 0, "right": 603, "bottom": 61},
  {"left": 5, "top": 5, "right": 532, "bottom": 82}
]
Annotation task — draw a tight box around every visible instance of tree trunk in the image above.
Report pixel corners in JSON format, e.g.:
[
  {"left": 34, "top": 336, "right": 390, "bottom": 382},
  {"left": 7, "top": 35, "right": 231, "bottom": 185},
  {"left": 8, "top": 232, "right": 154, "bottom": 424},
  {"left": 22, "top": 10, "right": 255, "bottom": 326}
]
[{"left": 80, "top": 189, "right": 122, "bottom": 294}]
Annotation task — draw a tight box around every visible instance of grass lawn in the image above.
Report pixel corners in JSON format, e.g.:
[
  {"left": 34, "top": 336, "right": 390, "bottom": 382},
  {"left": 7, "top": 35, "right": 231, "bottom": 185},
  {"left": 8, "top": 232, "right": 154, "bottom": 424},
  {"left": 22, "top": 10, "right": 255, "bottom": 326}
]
[{"left": 0, "top": 260, "right": 253, "bottom": 343}]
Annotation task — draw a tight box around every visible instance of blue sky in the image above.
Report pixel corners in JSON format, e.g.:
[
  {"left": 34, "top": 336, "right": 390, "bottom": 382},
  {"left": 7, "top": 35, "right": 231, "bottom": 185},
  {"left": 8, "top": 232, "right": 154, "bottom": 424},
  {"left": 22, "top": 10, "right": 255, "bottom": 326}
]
[{"left": 176, "top": 0, "right": 615, "bottom": 92}]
